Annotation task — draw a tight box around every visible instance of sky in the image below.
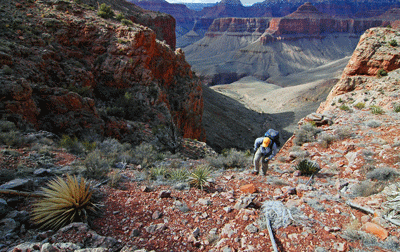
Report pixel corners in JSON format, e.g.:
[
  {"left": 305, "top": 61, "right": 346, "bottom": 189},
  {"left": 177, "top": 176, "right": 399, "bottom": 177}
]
[{"left": 165, "top": 0, "right": 261, "bottom": 6}]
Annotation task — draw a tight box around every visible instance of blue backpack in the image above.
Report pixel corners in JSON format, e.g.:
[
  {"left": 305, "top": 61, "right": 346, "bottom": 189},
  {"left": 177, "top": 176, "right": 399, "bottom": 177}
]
[{"left": 264, "top": 129, "right": 280, "bottom": 147}]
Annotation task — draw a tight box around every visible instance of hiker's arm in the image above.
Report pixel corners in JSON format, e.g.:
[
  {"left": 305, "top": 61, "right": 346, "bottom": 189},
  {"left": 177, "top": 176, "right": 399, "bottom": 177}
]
[
  {"left": 254, "top": 137, "right": 262, "bottom": 152},
  {"left": 267, "top": 143, "right": 278, "bottom": 160}
]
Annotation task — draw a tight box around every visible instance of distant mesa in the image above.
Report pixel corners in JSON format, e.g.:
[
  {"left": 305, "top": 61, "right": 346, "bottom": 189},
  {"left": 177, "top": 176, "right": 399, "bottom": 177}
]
[{"left": 287, "top": 2, "right": 325, "bottom": 18}]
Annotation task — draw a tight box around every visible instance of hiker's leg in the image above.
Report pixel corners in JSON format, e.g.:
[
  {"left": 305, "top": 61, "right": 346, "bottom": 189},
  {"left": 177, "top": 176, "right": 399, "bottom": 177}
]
[
  {"left": 253, "top": 148, "right": 262, "bottom": 173},
  {"left": 261, "top": 158, "right": 269, "bottom": 175}
]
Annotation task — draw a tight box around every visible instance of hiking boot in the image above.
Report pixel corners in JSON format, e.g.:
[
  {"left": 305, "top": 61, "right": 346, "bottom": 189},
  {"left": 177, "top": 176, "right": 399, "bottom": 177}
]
[{"left": 251, "top": 171, "right": 258, "bottom": 175}]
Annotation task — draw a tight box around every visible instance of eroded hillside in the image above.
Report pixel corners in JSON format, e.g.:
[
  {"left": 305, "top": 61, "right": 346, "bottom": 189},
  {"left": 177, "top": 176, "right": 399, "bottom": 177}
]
[{"left": 0, "top": 0, "right": 204, "bottom": 146}]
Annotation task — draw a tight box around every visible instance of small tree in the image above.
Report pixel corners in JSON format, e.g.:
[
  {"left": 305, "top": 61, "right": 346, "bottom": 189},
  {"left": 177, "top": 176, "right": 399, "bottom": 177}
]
[{"left": 97, "top": 3, "right": 114, "bottom": 19}]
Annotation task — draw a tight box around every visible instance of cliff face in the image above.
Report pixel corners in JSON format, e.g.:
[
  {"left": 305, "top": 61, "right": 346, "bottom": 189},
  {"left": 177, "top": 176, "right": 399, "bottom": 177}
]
[
  {"left": 0, "top": 0, "right": 204, "bottom": 144},
  {"left": 265, "top": 3, "right": 389, "bottom": 37},
  {"left": 207, "top": 18, "right": 270, "bottom": 34},
  {"left": 204, "top": 2, "right": 395, "bottom": 38},
  {"left": 318, "top": 27, "right": 400, "bottom": 113}
]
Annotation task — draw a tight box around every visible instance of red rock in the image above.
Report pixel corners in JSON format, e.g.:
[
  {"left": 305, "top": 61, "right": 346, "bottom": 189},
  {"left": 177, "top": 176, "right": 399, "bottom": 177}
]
[
  {"left": 364, "top": 222, "right": 388, "bottom": 240},
  {"left": 240, "top": 184, "right": 257, "bottom": 194},
  {"left": 1, "top": 0, "right": 205, "bottom": 143}
]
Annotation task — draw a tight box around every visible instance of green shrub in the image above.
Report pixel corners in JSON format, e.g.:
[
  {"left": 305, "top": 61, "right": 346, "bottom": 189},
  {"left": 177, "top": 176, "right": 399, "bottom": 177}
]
[
  {"left": 318, "top": 133, "right": 336, "bottom": 148},
  {"left": 351, "top": 180, "right": 385, "bottom": 197},
  {"left": 121, "top": 19, "right": 133, "bottom": 26},
  {"left": 339, "top": 105, "right": 350, "bottom": 111},
  {"left": 293, "top": 123, "right": 321, "bottom": 146},
  {"left": 107, "top": 170, "right": 124, "bottom": 188},
  {"left": 389, "top": 39, "right": 398, "bottom": 47},
  {"left": 97, "top": 3, "right": 114, "bottom": 19},
  {"left": 97, "top": 138, "right": 130, "bottom": 156},
  {"left": 394, "top": 104, "right": 400, "bottom": 113},
  {"left": 334, "top": 126, "right": 353, "bottom": 140},
  {"left": 377, "top": 69, "right": 388, "bottom": 78},
  {"left": 32, "top": 175, "right": 97, "bottom": 230},
  {"left": 82, "top": 140, "right": 97, "bottom": 152},
  {"left": 131, "top": 142, "right": 159, "bottom": 168},
  {"left": 354, "top": 102, "right": 365, "bottom": 109},
  {"left": 0, "top": 120, "right": 25, "bottom": 147},
  {"left": 189, "top": 165, "right": 211, "bottom": 190},
  {"left": 116, "top": 13, "right": 125, "bottom": 21},
  {"left": 366, "top": 167, "right": 400, "bottom": 181},
  {"left": 366, "top": 120, "right": 381, "bottom": 128},
  {"left": 206, "top": 148, "right": 250, "bottom": 169},
  {"left": 83, "top": 150, "right": 111, "bottom": 179},
  {"left": 59, "top": 135, "right": 85, "bottom": 155},
  {"left": 370, "top": 105, "right": 384, "bottom": 115},
  {"left": 295, "top": 159, "right": 320, "bottom": 176}
]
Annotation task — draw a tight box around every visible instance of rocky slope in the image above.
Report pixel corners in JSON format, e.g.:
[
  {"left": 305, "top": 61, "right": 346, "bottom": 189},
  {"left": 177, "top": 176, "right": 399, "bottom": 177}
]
[
  {"left": 2, "top": 26, "right": 400, "bottom": 252},
  {"left": 184, "top": 2, "right": 399, "bottom": 85},
  {"left": 0, "top": 0, "right": 204, "bottom": 145}
]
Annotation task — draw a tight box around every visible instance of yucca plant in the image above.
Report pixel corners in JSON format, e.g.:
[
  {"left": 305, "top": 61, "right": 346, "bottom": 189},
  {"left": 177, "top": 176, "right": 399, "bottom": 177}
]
[
  {"left": 31, "top": 175, "right": 96, "bottom": 230},
  {"left": 149, "top": 166, "right": 168, "bottom": 180},
  {"left": 170, "top": 168, "right": 189, "bottom": 181},
  {"left": 189, "top": 165, "right": 211, "bottom": 190},
  {"left": 295, "top": 159, "right": 320, "bottom": 176}
]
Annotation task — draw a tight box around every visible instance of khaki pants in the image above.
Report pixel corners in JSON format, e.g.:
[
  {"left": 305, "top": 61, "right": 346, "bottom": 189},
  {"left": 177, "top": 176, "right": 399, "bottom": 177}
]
[{"left": 253, "top": 148, "right": 269, "bottom": 175}]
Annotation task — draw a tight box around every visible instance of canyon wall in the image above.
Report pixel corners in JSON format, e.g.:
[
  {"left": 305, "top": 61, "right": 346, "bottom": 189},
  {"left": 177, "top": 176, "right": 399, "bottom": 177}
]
[
  {"left": 0, "top": 0, "right": 204, "bottom": 144},
  {"left": 184, "top": 3, "right": 400, "bottom": 84}
]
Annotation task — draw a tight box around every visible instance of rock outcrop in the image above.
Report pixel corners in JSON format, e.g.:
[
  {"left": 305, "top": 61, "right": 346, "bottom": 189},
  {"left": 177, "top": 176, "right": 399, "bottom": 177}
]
[
  {"left": 0, "top": 0, "right": 205, "bottom": 143},
  {"left": 318, "top": 27, "right": 400, "bottom": 113}
]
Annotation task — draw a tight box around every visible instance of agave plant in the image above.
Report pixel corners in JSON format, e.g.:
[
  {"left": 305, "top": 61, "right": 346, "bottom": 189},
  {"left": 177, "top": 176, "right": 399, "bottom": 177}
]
[
  {"left": 189, "top": 165, "right": 211, "bottom": 190},
  {"left": 32, "top": 175, "right": 96, "bottom": 230},
  {"left": 295, "top": 159, "right": 320, "bottom": 176}
]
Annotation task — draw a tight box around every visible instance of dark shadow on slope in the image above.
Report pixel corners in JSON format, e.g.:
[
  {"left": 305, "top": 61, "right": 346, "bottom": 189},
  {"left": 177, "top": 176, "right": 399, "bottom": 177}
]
[{"left": 203, "top": 85, "right": 295, "bottom": 153}]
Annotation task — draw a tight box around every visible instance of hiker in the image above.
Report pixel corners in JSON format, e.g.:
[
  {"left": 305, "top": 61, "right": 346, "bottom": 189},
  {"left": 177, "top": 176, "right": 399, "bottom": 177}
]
[{"left": 252, "top": 129, "right": 280, "bottom": 175}]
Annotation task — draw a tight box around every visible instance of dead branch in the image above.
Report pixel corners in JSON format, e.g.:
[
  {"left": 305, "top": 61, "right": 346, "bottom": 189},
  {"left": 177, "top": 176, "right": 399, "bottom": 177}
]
[
  {"left": 267, "top": 218, "right": 279, "bottom": 252},
  {"left": 0, "top": 189, "right": 42, "bottom": 198},
  {"left": 346, "top": 201, "right": 374, "bottom": 215}
]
